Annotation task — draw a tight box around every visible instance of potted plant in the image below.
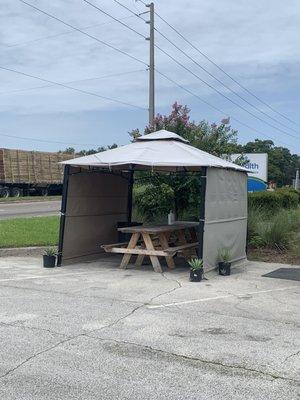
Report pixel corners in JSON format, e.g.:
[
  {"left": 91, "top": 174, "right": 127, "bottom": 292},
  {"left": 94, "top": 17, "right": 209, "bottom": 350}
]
[
  {"left": 188, "top": 258, "right": 204, "bottom": 282},
  {"left": 218, "top": 248, "right": 231, "bottom": 276},
  {"left": 43, "top": 247, "right": 57, "bottom": 268}
]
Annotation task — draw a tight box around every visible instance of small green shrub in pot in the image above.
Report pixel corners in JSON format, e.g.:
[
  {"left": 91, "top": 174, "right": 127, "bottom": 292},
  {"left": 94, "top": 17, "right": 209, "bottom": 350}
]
[
  {"left": 218, "top": 248, "right": 231, "bottom": 276},
  {"left": 188, "top": 258, "right": 203, "bottom": 282},
  {"left": 43, "top": 247, "right": 57, "bottom": 268}
]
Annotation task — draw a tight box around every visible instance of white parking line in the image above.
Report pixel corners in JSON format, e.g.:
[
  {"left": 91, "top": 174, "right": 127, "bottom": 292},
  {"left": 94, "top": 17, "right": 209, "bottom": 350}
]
[
  {"left": 147, "top": 286, "right": 299, "bottom": 309},
  {"left": 0, "top": 271, "right": 94, "bottom": 282}
]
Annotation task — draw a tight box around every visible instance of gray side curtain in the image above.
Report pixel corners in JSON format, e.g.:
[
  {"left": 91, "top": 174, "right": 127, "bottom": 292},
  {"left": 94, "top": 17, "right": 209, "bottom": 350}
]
[
  {"left": 203, "top": 168, "right": 248, "bottom": 270},
  {"left": 61, "top": 170, "right": 128, "bottom": 264}
]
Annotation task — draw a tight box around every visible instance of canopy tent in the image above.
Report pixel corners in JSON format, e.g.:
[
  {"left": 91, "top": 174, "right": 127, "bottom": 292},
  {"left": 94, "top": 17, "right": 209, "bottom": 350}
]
[
  {"left": 58, "top": 130, "right": 248, "bottom": 270},
  {"left": 62, "top": 130, "right": 247, "bottom": 172}
]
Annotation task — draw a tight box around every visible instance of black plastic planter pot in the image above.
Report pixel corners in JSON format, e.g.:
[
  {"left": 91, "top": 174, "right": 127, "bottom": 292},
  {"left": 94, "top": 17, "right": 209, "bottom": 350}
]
[
  {"left": 43, "top": 255, "right": 56, "bottom": 268},
  {"left": 218, "top": 262, "right": 231, "bottom": 276},
  {"left": 190, "top": 269, "right": 203, "bottom": 282}
]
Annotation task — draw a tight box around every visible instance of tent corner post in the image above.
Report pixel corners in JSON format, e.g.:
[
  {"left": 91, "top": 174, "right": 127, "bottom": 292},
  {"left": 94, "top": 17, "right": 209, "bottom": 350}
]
[
  {"left": 57, "top": 164, "right": 70, "bottom": 266},
  {"left": 127, "top": 167, "right": 134, "bottom": 223},
  {"left": 197, "top": 167, "right": 207, "bottom": 259}
]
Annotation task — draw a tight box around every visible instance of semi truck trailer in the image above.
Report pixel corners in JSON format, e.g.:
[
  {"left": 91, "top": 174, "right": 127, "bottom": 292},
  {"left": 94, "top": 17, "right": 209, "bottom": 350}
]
[{"left": 0, "top": 148, "right": 74, "bottom": 197}]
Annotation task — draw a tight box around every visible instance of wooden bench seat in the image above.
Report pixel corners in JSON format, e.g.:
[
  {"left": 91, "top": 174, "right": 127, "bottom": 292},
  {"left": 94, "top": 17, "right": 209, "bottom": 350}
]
[
  {"left": 102, "top": 241, "right": 199, "bottom": 257},
  {"left": 102, "top": 242, "right": 129, "bottom": 252},
  {"left": 164, "top": 242, "right": 199, "bottom": 256}
]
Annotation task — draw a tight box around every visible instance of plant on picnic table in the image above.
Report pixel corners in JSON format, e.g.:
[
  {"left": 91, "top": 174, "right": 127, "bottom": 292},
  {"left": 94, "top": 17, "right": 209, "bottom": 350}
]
[{"left": 188, "top": 258, "right": 203, "bottom": 271}]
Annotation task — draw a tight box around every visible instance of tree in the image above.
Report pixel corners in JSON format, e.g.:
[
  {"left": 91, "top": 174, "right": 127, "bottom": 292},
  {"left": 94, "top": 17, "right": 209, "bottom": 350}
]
[
  {"left": 61, "top": 147, "right": 75, "bottom": 155},
  {"left": 60, "top": 144, "right": 118, "bottom": 157},
  {"left": 129, "top": 102, "right": 238, "bottom": 156},
  {"left": 130, "top": 102, "right": 240, "bottom": 219},
  {"left": 242, "top": 139, "right": 299, "bottom": 186}
]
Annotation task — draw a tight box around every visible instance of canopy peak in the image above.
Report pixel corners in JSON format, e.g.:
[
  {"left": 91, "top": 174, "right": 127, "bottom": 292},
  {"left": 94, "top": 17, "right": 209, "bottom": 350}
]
[{"left": 136, "top": 130, "right": 189, "bottom": 143}]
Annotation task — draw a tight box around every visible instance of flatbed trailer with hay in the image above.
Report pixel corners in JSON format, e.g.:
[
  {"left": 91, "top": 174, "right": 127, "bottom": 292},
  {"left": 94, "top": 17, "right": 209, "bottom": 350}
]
[{"left": 0, "top": 148, "right": 73, "bottom": 198}]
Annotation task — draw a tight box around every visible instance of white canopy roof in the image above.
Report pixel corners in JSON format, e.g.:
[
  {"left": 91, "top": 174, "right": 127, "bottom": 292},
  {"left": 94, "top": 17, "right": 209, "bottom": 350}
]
[{"left": 62, "top": 130, "right": 248, "bottom": 172}]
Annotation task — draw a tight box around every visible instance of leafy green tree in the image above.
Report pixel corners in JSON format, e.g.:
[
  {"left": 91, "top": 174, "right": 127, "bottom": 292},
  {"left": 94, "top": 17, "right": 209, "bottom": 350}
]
[
  {"left": 61, "top": 147, "right": 75, "bottom": 155},
  {"left": 242, "top": 139, "right": 299, "bottom": 186},
  {"left": 130, "top": 102, "right": 240, "bottom": 219},
  {"left": 61, "top": 144, "right": 118, "bottom": 157},
  {"left": 130, "top": 102, "right": 238, "bottom": 156}
]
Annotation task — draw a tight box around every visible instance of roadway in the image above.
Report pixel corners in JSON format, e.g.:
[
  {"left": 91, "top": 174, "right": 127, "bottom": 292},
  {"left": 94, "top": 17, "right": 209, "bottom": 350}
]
[{"left": 0, "top": 200, "right": 61, "bottom": 219}]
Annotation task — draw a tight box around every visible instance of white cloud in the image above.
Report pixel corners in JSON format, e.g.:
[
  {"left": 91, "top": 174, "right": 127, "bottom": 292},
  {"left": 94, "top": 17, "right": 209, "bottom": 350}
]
[{"left": 0, "top": 0, "right": 299, "bottom": 152}]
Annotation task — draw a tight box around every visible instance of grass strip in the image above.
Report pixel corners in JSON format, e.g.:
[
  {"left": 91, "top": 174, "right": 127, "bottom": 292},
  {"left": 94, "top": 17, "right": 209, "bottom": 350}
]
[{"left": 0, "top": 216, "right": 59, "bottom": 248}]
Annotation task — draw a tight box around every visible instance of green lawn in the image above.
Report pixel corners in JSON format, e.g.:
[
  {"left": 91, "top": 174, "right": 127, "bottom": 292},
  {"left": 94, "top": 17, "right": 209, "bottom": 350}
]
[
  {"left": 0, "top": 196, "right": 61, "bottom": 203},
  {"left": 0, "top": 216, "right": 60, "bottom": 248}
]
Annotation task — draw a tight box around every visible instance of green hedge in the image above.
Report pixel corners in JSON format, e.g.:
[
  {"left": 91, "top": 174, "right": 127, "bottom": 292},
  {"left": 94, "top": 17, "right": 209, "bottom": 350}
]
[
  {"left": 133, "top": 183, "right": 174, "bottom": 221},
  {"left": 248, "top": 188, "right": 299, "bottom": 211}
]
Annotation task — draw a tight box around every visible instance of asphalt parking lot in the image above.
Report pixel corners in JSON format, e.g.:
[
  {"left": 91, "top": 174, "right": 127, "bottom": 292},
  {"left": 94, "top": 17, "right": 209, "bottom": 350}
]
[{"left": 0, "top": 256, "right": 299, "bottom": 400}]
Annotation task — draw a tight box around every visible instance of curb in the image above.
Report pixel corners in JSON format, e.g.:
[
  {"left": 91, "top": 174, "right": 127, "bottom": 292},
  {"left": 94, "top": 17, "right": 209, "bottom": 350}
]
[
  {"left": 0, "top": 246, "right": 48, "bottom": 257},
  {"left": 0, "top": 198, "right": 61, "bottom": 205}
]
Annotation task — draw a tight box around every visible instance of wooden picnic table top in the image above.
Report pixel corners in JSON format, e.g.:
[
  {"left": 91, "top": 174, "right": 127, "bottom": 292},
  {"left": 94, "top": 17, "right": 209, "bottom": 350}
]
[{"left": 118, "top": 221, "right": 199, "bottom": 234}]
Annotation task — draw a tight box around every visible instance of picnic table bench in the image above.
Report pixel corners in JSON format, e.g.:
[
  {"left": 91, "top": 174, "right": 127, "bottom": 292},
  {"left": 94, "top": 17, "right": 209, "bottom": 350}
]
[{"left": 102, "top": 222, "right": 199, "bottom": 273}]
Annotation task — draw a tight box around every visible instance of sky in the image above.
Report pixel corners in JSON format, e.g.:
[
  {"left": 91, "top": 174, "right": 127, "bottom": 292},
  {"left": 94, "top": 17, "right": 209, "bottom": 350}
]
[{"left": 0, "top": 0, "right": 300, "bottom": 154}]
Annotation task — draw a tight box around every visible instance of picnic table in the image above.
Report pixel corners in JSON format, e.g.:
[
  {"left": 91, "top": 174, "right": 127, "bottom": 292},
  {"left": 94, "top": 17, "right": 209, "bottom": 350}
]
[{"left": 102, "top": 222, "right": 199, "bottom": 273}]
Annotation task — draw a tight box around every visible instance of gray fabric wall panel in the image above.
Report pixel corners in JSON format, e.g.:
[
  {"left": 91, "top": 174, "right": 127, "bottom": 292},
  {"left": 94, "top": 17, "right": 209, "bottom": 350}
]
[
  {"left": 67, "top": 171, "right": 128, "bottom": 197},
  {"left": 62, "top": 171, "right": 128, "bottom": 264},
  {"left": 203, "top": 168, "right": 247, "bottom": 270},
  {"left": 205, "top": 168, "right": 247, "bottom": 221},
  {"left": 62, "top": 213, "right": 126, "bottom": 261},
  {"left": 66, "top": 196, "right": 127, "bottom": 217}
]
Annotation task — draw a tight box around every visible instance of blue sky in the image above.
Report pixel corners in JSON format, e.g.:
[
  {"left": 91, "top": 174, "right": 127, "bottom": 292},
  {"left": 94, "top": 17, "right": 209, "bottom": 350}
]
[{"left": 0, "top": 0, "right": 299, "bottom": 154}]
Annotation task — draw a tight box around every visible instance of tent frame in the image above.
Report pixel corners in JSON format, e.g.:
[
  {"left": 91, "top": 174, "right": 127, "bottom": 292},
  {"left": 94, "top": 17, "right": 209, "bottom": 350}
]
[{"left": 57, "top": 164, "right": 208, "bottom": 266}]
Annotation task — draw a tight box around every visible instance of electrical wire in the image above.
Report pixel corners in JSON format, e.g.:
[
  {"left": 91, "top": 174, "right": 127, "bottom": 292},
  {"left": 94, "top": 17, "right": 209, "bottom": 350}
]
[
  {"left": 0, "top": 132, "right": 105, "bottom": 147},
  {"left": 111, "top": 0, "right": 299, "bottom": 139},
  {"left": 18, "top": 0, "right": 148, "bottom": 66},
  {"left": 156, "top": 69, "right": 291, "bottom": 147},
  {"left": 155, "top": 44, "right": 299, "bottom": 140},
  {"left": 154, "top": 27, "right": 300, "bottom": 136},
  {"left": 81, "top": 0, "right": 146, "bottom": 39},
  {"left": 0, "top": 68, "right": 146, "bottom": 95},
  {"left": 0, "top": 65, "right": 147, "bottom": 110},
  {"left": 154, "top": 11, "right": 300, "bottom": 128},
  {"left": 2, "top": 15, "right": 137, "bottom": 48}
]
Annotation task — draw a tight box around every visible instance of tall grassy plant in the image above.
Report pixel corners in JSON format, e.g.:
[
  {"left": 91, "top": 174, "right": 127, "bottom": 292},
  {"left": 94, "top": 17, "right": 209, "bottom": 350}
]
[{"left": 258, "top": 211, "right": 293, "bottom": 250}]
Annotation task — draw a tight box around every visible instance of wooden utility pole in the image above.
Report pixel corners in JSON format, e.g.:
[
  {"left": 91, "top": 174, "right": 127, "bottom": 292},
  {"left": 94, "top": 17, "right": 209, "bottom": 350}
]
[{"left": 146, "top": 2, "right": 155, "bottom": 125}]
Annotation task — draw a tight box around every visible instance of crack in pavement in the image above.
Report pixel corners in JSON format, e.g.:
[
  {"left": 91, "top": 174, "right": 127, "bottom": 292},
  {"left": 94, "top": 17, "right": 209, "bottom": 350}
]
[
  {"left": 283, "top": 350, "right": 300, "bottom": 363},
  {"left": 0, "top": 321, "right": 70, "bottom": 338},
  {"left": 0, "top": 274, "right": 181, "bottom": 379},
  {"left": 0, "top": 282, "right": 143, "bottom": 306},
  {"left": 93, "top": 273, "right": 182, "bottom": 332},
  {"left": 0, "top": 335, "right": 79, "bottom": 380},
  {"left": 83, "top": 334, "right": 299, "bottom": 384}
]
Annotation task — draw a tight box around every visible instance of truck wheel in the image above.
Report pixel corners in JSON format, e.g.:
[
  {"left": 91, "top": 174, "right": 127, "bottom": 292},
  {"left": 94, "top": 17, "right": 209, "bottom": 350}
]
[
  {"left": 0, "top": 188, "right": 10, "bottom": 198},
  {"left": 39, "top": 188, "right": 49, "bottom": 196},
  {"left": 11, "top": 187, "right": 21, "bottom": 197}
]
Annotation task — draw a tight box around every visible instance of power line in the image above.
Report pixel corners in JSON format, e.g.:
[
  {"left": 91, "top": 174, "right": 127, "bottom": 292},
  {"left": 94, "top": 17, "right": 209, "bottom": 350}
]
[
  {"left": 154, "top": 27, "right": 300, "bottom": 137},
  {"left": 0, "top": 132, "right": 102, "bottom": 147},
  {"left": 0, "top": 68, "right": 146, "bottom": 95},
  {"left": 2, "top": 15, "right": 137, "bottom": 48},
  {"left": 156, "top": 69, "right": 291, "bottom": 148},
  {"left": 0, "top": 65, "right": 147, "bottom": 110},
  {"left": 154, "top": 10, "right": 300, "bottom": 128},
  {"left": 155, "top": 44, "right": 299, "bottom": 140},
  {"left": 81, "top": 0, "right": 146, "bottom": 39},
  {"left": 18, "top": 0, "right": 147, "bottom": 66},
  {"left": 113, "top": 0, "right": 147, "bottom": 20},
  {"left": 111, "top": 0, "right": 299, "bottom": 139}
]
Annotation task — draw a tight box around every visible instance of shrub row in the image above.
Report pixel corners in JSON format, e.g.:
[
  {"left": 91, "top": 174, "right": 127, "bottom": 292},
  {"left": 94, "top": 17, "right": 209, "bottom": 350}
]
[{"left": 248, "top": 188, "right": 299, "bottom": 211}]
